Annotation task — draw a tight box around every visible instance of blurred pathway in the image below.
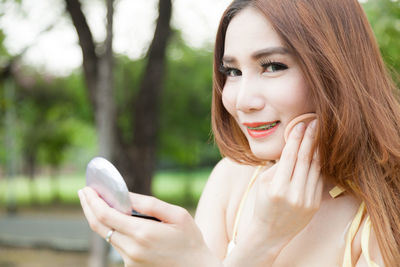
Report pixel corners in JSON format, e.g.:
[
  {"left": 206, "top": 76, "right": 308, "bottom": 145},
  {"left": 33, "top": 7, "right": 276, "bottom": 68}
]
[{"left": 0, "top": 213, "right": 91, "bottom": 251}]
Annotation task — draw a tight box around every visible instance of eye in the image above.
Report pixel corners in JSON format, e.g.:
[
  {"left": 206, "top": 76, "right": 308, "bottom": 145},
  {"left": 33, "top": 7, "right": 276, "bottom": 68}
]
[
  {"left": 219, "top": 65, "right": 242, "bottom": 77},
  {"left": 262, "top": 61, "right": 288, "bottom": 73}
]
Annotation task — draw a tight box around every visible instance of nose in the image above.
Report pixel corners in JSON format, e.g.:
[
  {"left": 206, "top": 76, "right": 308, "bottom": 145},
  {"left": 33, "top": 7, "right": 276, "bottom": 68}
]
[{"left": 235, "top": 78, "right": 265, "bottom": 113}]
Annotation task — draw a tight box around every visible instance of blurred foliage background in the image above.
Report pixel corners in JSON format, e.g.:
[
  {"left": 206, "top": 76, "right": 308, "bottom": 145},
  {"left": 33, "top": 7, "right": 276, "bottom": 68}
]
[
  {"left": 0, "top": 0, "right": 398, "bottom": 209},
  {"left": 0, "top": 1, "right": 221, "bottom": 210},
  {"left": 0, "top": 0, "right": 398, "bottom": 266}
]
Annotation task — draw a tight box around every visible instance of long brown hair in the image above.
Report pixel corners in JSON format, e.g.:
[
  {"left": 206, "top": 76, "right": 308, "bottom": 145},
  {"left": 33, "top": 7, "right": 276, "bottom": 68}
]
[{"left": 212, "top": 0, "right": 400, "bottom": 265}]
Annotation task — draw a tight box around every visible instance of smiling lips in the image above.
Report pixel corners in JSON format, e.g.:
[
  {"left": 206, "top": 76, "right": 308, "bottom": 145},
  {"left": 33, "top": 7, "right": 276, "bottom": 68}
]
[{"left": 243, "top": 121, "right": 280, "bottom": 138}]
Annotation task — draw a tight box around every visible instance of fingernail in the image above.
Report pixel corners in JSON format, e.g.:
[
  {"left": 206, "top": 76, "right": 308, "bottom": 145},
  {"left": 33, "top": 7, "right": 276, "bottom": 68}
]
[
  {"left": 313, "top": 149, "right": 320, "bottom": 161},
  {"left": 309, "top": 119, "right": 317, "bottom": 130},
  {"left": 307, "top": 119, "right": 317, "bottom": 137},
  {"left": 78, "top": 189, "right": 82, "bottom": 198},
  {"left": 295, "top": 122, "right": 305, "bottom": 137}
]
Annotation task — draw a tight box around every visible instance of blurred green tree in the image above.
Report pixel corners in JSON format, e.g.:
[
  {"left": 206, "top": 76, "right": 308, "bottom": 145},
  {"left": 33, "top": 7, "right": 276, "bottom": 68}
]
[
  {"left": 114, "top": 34, "right": 220, "bottom": 205},
  {"left": 363, "top": 0, "right": 400, "bottom": 74},
  {"left": 65, "top": 0, "right": 172, "bottom": 265},
  {"left": 113, "top": 34, "right": 220, "bottom": 171},
  {"left": 159, "top": 33, "right": 219, "bottom": 169},
  {"left": 65, "top": 0, "right": 173, "bottom": 199},
  {"left": 17, "top": 75, "right": 80, "bottom": 203}
]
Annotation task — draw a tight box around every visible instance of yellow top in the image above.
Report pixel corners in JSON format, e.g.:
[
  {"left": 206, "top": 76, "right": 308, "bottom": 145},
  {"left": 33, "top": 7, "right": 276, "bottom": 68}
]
[{"left": 226, "top": 167, "right": 380, "bottom": 267}]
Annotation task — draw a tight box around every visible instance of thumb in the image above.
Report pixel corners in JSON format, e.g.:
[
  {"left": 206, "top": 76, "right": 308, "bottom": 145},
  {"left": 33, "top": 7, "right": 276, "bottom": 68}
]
[{"left": 129, "top": 193, "right": 190, "bottom": 224}]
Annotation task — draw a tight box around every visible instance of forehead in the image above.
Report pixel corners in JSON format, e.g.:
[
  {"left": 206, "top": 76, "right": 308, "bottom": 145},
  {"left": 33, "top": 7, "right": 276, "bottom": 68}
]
[{"left": 224, "top": 7, "right": 284, "bottom": 57}]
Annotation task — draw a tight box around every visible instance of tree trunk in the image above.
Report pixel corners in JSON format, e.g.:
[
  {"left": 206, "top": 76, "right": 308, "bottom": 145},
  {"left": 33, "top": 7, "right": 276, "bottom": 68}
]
[
  {"left": 50, "top": 168, "right": 61, "bottom": 203},
  {"left": 65, "top": 0, "right": 98, "bottom": 110},
  {"left": 115, "top": 0, "right": 172, "bottom": 195},
  {"left": 66, "top": 0, "right": 115, "bottom": 266},
  {"left": 66, "top": 0, "right": 172, "bottom": 264},
  {"left": 25, "top": 154, "right": 38, "bottom": 205},
  {"left": 90, "top": 0, "right": 115, "bottom": 266},
  {"left": 96, "top": 0, "right": 115, "bottom": 160},
  {"left": 4, "top": 79, "right": 18, "bottom": 214}
]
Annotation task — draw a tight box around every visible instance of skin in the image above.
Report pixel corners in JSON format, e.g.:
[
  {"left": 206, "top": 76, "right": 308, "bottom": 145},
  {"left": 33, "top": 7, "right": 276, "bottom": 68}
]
[
  {"left": 284, "top": 113, "right": 317, "bottom": 142},
  {"left": 220, "top": 6, "right": 315, "bottom": 160},
  {"left": 78, "top": 6, "right": 384, "bottom": 267}
]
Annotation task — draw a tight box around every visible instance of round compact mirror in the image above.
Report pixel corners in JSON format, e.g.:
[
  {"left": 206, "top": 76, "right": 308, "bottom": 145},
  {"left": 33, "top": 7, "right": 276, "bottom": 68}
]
[
  {"left": 86, "top": 157, "right": 161, "bottom": 221},
  {"left": 86, "top": 157, "right": 132, "bottom": 215}
]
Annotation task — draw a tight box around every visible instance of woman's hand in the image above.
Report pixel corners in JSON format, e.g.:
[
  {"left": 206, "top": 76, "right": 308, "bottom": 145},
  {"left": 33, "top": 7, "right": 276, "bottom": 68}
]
[
  {"left": 78, "top": 187, "right": 221, "bottom": 267},
  {"left": 253, "top": 119, "right": 323, "bottom": 247}
]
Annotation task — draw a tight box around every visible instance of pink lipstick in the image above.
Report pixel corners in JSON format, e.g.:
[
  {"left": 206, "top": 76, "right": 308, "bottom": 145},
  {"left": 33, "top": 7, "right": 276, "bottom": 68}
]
[{"left": 243, "top": 121, "right": 280, "bottom": 138}]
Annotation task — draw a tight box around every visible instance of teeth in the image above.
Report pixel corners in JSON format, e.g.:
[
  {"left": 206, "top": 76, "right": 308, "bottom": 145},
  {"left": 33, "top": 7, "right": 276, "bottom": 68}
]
[{"left": 248, "top": 122, "right": 278, "bottom": 131}]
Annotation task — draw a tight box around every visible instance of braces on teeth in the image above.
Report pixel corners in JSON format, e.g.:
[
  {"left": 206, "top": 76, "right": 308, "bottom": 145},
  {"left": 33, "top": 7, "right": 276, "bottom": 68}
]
[{"left": 247, "top": 122, "right": 278, "bottom": 131}]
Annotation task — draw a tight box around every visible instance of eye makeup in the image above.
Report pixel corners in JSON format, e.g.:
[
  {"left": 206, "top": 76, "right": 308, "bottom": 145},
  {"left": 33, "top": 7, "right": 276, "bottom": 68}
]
[
  {"left": 219, "top": 56, "right": 289, "bottom": 77},
  {"left": 219, "top": 64, "right": 242, "bottom": 77},
  {"left": 258, "top": 58, "right": 288, "bottom": 73}
]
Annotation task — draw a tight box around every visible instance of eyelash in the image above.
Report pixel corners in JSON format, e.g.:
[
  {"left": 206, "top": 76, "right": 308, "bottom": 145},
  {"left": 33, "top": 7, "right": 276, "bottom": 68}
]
[
  {"left": 219, "top": 60, "right": 288, "bottom": 77},
  {"left": 260, "top": 59, "right": 288, "bottom": 73},
  {"left": 219, "top": 65, "right": 241, "bottom": 77}
]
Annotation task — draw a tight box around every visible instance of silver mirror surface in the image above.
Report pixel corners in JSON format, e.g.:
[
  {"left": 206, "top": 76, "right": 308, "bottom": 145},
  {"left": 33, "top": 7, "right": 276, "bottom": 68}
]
[{"left": 86, "top": 157, "right": 131, "bottom": 215}]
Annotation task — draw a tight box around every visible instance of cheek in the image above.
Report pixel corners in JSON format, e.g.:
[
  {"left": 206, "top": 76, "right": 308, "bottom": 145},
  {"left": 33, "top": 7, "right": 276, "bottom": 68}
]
[
  {"left": 222, "top": 86, "right": 237, "bottom": 117},
  {"left": 292, "top": 80, "right": 314, "bottom": 111},
  {"left": 272, "top": 75, "right": 313, "bottom": 113}
]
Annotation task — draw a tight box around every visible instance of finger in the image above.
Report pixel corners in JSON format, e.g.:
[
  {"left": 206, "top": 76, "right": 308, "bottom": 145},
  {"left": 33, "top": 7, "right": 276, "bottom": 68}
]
[
  {"left": 291, "top": 120, "right": 317, "bottom": 193},
  {"left": 79, "top": 189, "right": 164, "bottom": 264},
  {"left": 129, "top": 192, "right": 192, "bottom": 225},
  {"left": 78, "top": 190, "right": 129, "bottom": 251},
  {"left": 82, "top": 187, "right": 160, "bottom": 236},
  {"left": 272, "top": 122, "right": 306, "bottom": 187},
  {"left": 79, "top": 189, "right": 109, "bottom": 237},
  {"left": 304, "top": 148, "right": 321, "bottom": 198}
]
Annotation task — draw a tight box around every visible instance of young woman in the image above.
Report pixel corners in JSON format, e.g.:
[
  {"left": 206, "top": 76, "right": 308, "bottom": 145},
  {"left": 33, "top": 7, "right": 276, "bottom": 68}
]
[{"left": 78, "top": 0, "right": 400, "bottom": 266}]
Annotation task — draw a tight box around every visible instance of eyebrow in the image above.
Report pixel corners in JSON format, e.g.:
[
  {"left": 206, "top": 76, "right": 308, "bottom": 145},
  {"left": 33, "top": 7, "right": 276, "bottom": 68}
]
[{"left": 222, "top": 46, "right": 290, "bottom": 64}]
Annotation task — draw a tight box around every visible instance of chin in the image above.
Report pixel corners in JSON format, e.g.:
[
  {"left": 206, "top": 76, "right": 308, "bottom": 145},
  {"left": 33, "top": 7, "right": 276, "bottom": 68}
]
[{"left": 248, "top": 142, "right": 283, "bottom": 161}]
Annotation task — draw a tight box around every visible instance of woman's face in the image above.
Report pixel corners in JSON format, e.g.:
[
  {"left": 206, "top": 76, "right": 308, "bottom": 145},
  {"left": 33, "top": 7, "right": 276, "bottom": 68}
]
[{"left": 221, "top": 7, "right": 315, "bottom": 160}]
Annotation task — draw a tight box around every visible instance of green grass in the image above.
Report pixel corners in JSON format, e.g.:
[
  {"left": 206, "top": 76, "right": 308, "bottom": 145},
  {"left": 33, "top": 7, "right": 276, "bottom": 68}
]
[
  {"left": 0, "top": 168, "right": 212, "bottom": 208},
  {"left": 153, "top": 168, "right": 212, "bottom": 206}
]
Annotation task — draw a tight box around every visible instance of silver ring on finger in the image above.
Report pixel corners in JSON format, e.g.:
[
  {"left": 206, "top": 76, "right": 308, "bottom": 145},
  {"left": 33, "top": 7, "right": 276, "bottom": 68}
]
[{"left": 105, "top": 229, "right": 115, "bottom": 243}]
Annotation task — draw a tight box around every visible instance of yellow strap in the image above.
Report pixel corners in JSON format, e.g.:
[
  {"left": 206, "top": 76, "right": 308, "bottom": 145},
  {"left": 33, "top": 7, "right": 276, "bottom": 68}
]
[
  {"left": 343, "top": 202, "right": 366, "bottom": 267},
  {"left": 361, "top": 216, "right": 380, "bottom": 267},
  {"left": 329, "top": 185, "right": 346, "bottom": 198},
  {"left": 231, "top": 175, "right": 379, "bottom": 267},
  {"left": 329, "top": 180, "right": 362, "bottom": 199},
  {"left": 231, "top": 166, "right": 263, "bottom": 243}
]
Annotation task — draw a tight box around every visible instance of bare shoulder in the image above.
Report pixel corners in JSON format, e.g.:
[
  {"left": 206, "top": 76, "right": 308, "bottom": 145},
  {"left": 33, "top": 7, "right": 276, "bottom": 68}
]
[
  {"left": 197, "top": 158, "right": 248, "bottom": 206},
  {"left": 209, "top": 157, "right": 255, "bottom": 181},
  {"left": 204, "top": 157, "right": 256, "bottom": 199},
  {"left": 194, "top": 157, "right": 258, "bottom": 258}
]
